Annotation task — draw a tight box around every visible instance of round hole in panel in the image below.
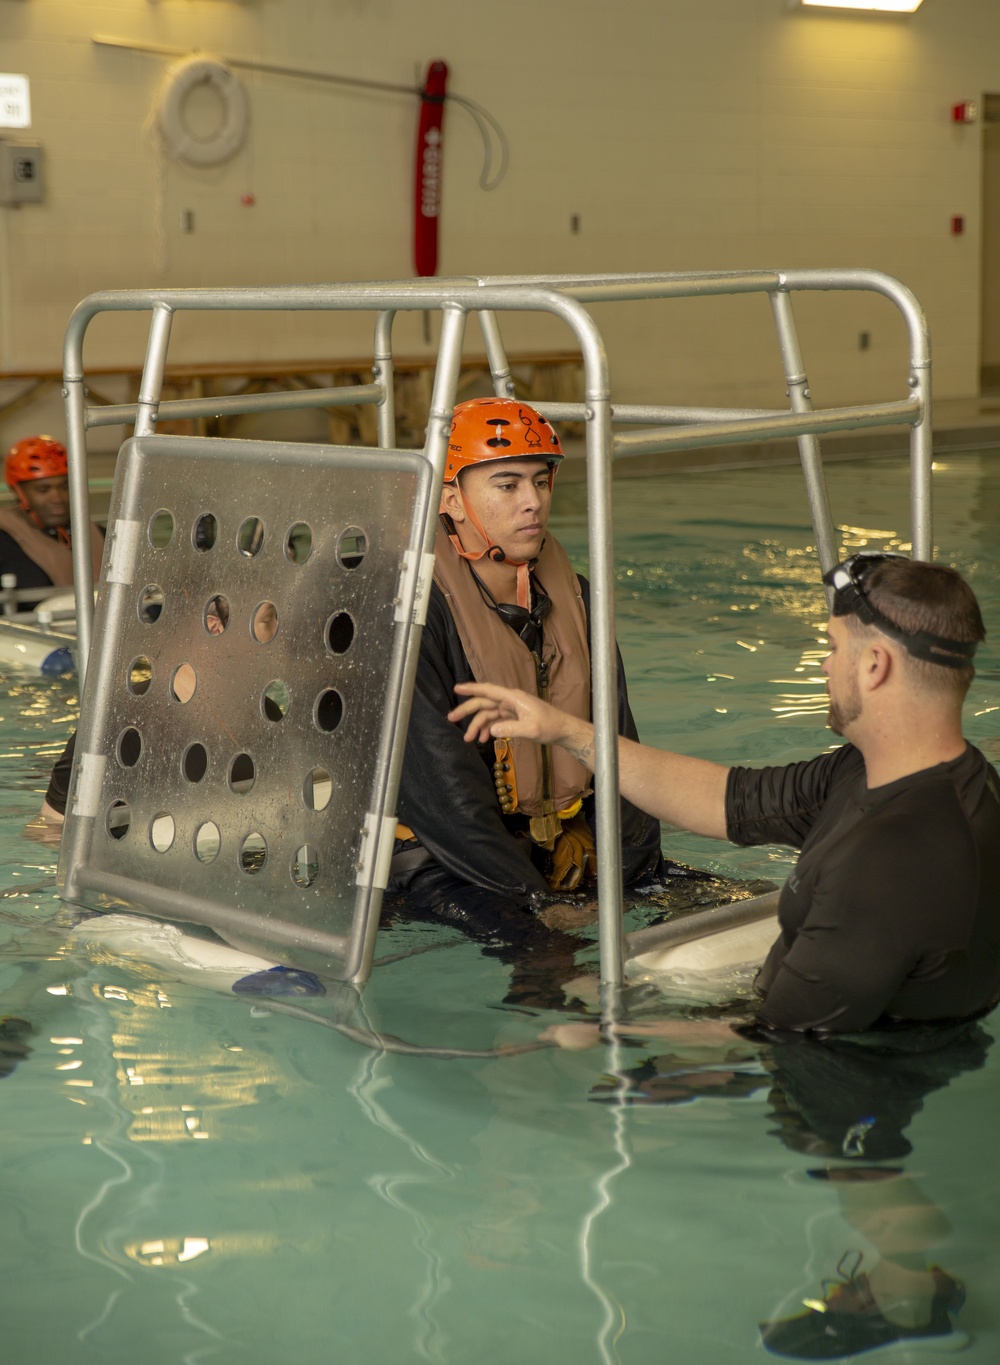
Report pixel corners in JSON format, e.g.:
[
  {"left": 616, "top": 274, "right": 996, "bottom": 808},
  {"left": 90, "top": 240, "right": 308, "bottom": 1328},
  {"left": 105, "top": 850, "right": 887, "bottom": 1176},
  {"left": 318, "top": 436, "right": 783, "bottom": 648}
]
[
  {"left": 138, "top": 585, "right": 164, "bottom": 624},
  {"left": 325, "top": 611, "right": 355, "bottom": 655},
  {"left": 240, "top": 832, "right": 267, "bottom": 875},
  {"left": 336, "top": 526, "right": 368, "bottom": 571},
  {"left": 303, "top": 766, "right": 332, "bottom": 812},
  {"left": 106, "top": 800, "right": 131, "bottom": 841},
  {"left": 291, "top": 844, "right": 319, "bottom": 889},
  {"left": 251, "top": 601, "right": 278, "bottom": 643},
  {"left": 262, "top": 680, "right": 289, "bottom": 722},
  {"left": 194, "top": 513, "right": 218, "bottom": 551},
  {"left": 314, "top": 688, "right": 344, "bottom": 733},
  {"left": 117, "top": 727, "right": 142, "bottom": 768},
  {"left": 148, "top": 509, "right": 174, "bottom": 549},
  {"left": 150, "top": 812, "right": 175, "bottom": 853},
  {"left": 127, "top": 656, "right": 153, "bottom": 696},
  {"left": 170, "top": 663, "right": 197, "bottom": 704},
  {"left": 285, "top": 522, "right": 313, "bottom": 565},
  {"left": 229, "top": 752, "right": 256, "bottom": 793},
  {"left": 237, "top": 516, "right": 264, "bottom": 558},
  {"left": 183, "top": 742, "right": 208, "bottom": 783},
  {"left": 194, "top": 820, "right": 221, "bottom": 863},
  {"left": 204, "top": 594, "right": 230, "bottom": 635}
]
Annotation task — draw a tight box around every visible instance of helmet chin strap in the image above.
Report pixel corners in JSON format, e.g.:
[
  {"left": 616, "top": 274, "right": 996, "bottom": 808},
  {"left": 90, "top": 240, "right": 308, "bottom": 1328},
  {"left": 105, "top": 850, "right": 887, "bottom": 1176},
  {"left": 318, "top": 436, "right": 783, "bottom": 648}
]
[{"left": 442, "top": 497, "right": 535, "bottom": 609}]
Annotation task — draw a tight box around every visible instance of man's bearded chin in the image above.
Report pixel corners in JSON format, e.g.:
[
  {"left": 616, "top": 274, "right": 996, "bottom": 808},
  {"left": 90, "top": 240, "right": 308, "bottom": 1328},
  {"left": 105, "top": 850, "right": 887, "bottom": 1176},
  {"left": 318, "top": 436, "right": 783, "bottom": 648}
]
[{"left": 827, "top": 687, "right": 862, "bottom": 737}]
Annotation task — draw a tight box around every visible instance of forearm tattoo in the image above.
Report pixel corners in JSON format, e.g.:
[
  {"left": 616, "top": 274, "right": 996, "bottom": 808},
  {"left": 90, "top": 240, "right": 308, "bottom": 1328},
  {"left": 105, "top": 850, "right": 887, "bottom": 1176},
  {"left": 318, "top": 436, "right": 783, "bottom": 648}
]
[{"left": 566, "top": 732, "right": 595, "bottom": 768}]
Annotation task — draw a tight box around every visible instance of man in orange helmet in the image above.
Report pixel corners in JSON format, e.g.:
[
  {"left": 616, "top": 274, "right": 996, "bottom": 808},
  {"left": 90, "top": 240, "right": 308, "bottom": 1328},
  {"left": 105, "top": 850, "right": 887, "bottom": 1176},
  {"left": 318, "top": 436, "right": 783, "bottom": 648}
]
[
  {"left": 388, "top": 396, "right": 672, "bottom": 959},
  {"left": 0, "top": 436, "right": 104, "bottom": 609}
]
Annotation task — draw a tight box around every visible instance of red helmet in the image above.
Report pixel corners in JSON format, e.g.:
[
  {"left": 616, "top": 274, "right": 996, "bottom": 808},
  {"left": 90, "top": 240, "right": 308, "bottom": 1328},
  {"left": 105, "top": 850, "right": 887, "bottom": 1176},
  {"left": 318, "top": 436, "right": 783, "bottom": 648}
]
[
  {"left": 5, "top": 436, "right": 68, "bottom": 492},
  {"left": 444, "top": 398, "right": 562, "bottom": 483}
]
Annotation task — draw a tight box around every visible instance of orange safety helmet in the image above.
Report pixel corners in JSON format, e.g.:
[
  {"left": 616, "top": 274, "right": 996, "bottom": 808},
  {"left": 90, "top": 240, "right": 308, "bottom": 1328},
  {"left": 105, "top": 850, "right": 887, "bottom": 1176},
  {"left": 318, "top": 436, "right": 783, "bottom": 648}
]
[
  {"left": 442, "top": 399, "right": 563, "bottom": 608},
  {"left": 444, "top": 398, "right": 563, "bottom": 483},
  {"left": 5, "top": 436, "right": 68, "bottom": 498}
]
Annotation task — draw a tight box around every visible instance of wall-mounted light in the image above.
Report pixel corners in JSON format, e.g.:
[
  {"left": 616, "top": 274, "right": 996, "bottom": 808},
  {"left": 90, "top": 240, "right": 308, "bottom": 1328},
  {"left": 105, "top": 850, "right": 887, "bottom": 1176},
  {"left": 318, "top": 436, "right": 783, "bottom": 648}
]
[{"left": 792, "top": 1, "right": 924, "bottom": 12}]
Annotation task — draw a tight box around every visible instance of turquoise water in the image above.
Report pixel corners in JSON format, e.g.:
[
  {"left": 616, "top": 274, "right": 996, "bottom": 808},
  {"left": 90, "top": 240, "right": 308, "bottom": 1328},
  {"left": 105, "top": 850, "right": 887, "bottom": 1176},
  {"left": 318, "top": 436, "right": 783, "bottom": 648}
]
[{"left": 2, "top": 451, "right": 999, "bottom": 1364}]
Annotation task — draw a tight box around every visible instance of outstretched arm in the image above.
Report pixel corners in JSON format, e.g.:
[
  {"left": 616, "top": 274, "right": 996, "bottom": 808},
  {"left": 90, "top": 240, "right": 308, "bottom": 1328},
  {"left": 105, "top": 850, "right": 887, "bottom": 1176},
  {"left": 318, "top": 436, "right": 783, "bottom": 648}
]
[{"left": 449, "top": 682, "right": 730, "bottom": 841}]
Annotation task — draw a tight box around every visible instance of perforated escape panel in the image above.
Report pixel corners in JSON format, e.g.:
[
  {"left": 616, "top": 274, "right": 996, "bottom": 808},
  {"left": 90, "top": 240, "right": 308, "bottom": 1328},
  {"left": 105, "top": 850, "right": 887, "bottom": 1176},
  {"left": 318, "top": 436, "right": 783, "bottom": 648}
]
[{"left": 59, "top": 434, "right": 436, "bottom": 982}]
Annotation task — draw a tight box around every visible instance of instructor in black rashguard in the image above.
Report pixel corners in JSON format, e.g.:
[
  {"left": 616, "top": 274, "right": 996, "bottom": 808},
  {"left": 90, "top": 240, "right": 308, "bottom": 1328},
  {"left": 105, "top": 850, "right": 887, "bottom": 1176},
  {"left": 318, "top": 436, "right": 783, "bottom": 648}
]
[{"left": 450, "top": 553, "right": 1000, "bottom": 1358}]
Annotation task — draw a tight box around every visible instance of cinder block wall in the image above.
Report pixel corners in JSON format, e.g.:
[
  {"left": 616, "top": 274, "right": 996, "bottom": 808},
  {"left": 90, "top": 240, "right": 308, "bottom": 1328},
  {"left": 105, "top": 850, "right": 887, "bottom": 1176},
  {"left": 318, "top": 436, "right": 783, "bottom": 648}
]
[{"left": 0, "top": 0, "right": 997, "bottom": 439}]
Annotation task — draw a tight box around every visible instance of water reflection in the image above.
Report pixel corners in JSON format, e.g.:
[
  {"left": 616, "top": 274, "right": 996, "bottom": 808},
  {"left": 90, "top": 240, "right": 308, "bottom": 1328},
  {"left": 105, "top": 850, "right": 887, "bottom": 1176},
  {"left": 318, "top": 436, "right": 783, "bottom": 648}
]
[{"left": 0, "top": 452, "right": 996, "bottom": 1361}]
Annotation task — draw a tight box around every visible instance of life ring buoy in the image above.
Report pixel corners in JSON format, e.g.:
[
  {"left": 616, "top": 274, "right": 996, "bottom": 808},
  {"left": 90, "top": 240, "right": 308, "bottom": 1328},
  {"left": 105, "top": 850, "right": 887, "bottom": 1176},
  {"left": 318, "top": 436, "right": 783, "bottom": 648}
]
[{"left": 155, "top": 54, "right": 248, "bottom": 167}]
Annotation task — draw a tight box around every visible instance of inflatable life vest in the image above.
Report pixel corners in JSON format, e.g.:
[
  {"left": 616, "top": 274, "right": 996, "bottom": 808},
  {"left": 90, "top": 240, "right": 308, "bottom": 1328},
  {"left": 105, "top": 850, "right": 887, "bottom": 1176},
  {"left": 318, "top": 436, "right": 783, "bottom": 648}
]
[
  {"left": 0, "top": 507, "right": 104, "bottom": 587},
  {"left": 432, "top": 521, "right": 593, "bottom": 840}
]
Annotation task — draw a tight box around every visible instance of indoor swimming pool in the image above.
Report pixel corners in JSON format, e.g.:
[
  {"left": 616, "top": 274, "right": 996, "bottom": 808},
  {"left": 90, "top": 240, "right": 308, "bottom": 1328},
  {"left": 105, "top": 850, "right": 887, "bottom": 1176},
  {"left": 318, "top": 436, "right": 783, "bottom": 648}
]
[{"left": 1, "top": 449, "right": 998, "bottom": 1364}]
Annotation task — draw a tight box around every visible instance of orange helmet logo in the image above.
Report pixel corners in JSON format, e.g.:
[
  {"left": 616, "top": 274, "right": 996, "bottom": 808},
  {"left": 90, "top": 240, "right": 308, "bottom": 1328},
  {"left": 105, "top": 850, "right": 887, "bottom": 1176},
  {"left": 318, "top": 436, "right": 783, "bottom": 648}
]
[{"left": 444, "top": 398, "right": 562, "bottom": 483}]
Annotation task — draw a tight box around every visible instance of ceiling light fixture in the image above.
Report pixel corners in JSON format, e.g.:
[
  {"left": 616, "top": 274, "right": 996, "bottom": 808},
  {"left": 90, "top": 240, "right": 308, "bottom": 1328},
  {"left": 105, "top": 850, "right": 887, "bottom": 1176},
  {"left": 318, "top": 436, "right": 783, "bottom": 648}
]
[{"left": 795, "top": 1, "right": 923, "bottom": 11}]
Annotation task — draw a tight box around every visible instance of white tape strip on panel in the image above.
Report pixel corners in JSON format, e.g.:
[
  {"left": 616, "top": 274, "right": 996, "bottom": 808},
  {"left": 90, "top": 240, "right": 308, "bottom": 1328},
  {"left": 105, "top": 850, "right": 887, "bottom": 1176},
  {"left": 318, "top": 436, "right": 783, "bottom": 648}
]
[
  {"left": 72, "top": 752, "right": 107, "bottom": 818},
  {"left": 394, "top": 549, "right": 436, "bottom": 626},
  {"left": 355, "top": 811, "right": 399, "bottom": 890},
  {"left": 106, "top": 520, "right": 142, "bottom": 585}
]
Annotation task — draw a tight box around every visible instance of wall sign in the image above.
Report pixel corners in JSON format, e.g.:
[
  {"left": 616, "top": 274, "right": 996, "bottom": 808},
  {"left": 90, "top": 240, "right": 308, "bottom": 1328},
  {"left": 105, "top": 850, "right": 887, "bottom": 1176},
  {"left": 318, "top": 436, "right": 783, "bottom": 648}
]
[{"left": 0, "top": 74, "right": 31, "bottom": 130}]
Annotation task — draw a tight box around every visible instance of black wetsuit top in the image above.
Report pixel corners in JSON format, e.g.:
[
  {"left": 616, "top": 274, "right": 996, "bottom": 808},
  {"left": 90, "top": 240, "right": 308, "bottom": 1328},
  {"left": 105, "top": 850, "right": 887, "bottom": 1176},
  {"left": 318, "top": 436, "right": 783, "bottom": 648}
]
[
  {"left": 394, "top": 575, "right": 663, "bottom": 902},
  {"left": 0, "top": 532, "right": 57, "bottom": 610},
  {"left": 45, "top": 730, "right": 75, "bottom": 815},
  {"left": 726, "top": 744, "right": 1000, "bottom": 1033}
]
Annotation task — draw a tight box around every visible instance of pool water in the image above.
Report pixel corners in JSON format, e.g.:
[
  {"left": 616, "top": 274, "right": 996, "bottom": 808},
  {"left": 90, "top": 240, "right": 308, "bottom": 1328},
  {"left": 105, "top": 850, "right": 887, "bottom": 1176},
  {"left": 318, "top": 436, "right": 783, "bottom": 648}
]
[{"left": 2, "top": 452, "right": 999, "bottom": 1364}]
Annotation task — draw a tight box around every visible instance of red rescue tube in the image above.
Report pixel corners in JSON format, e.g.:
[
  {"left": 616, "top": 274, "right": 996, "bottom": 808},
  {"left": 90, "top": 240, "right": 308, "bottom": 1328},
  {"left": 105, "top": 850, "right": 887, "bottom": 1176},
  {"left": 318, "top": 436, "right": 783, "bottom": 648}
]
[{"left": 413, "top": 60, "right": 448, "bottom": 277}]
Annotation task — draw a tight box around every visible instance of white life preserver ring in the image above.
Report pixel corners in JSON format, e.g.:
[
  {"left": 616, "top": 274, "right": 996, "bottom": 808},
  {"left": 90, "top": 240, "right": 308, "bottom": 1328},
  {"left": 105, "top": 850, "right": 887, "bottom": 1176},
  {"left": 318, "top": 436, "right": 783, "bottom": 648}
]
[{"left": 155, "top": 54, "right": 248, "bottom": 167}]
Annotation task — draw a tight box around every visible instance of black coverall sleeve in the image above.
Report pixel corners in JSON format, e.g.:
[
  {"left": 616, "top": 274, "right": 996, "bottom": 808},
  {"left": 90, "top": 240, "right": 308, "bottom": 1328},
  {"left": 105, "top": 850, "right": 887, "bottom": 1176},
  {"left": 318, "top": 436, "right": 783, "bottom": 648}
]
[{"left": 396, "top": 586, "right": 549, "bottom": 901}]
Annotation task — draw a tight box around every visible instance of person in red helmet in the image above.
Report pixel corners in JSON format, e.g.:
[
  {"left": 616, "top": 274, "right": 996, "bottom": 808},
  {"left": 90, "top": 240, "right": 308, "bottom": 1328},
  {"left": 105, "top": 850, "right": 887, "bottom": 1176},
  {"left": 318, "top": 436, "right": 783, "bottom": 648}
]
[
  {"left": 388, "top": 397, "right": 680, "bottom": 973},
  {"left": 0, "top": 436, "right": 104, "bottom": 610}
]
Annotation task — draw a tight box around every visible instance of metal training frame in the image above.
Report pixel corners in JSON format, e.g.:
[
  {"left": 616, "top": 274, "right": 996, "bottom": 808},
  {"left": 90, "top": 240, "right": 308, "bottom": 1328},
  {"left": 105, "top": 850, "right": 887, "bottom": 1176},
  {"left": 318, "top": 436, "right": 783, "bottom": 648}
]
[{"left": 59, "top": 270, "right": 932, "bottom": 1003}]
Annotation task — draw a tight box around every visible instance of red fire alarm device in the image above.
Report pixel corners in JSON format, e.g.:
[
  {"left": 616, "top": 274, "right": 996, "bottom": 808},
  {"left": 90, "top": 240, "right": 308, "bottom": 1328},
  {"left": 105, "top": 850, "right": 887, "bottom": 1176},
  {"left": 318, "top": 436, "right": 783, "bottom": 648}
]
[
  {"left": 951, "top": 215, "right": 965, "bottom": 236},
  {"left": 952, "top": 101, "right": 978, "bottom": 124}
]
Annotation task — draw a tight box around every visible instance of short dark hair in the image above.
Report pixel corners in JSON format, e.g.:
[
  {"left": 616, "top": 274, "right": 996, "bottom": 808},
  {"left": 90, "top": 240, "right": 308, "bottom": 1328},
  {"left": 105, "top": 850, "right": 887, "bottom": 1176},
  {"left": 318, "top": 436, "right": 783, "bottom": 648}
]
[{"left": 840, "top": 559, "right": 985, "bottom": 697}]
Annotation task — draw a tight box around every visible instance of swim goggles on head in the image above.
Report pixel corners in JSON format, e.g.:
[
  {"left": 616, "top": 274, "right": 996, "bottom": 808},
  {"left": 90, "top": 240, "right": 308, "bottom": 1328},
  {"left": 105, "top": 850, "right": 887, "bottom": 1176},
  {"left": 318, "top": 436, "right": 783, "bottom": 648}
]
[{"left": 822, "top": 551, "right": 977, "bottom": 669}]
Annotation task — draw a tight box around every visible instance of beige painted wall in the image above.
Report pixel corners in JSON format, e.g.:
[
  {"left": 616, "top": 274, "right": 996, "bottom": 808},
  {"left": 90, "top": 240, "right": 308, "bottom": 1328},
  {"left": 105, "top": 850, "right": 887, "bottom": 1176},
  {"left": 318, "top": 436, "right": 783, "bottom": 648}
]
[
  {"left": 982, "top": 118, "right": 1000, "bottom": 374},
  {"left": 0, "top": 0, "right": 998, "bottom": 443}
]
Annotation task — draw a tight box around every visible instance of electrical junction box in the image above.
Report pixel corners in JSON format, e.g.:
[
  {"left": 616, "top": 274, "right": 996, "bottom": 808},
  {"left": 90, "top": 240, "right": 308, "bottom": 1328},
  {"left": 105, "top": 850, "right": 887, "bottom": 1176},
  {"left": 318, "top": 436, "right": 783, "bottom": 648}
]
[{"left": 0, "top": 142, "right": 43, "bottom": 205}]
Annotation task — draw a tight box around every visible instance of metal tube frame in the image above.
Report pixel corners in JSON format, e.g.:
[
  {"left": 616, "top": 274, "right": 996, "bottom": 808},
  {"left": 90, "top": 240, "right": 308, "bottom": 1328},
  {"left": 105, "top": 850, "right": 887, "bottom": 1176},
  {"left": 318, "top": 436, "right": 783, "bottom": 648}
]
[{"left": 62, "top": 267, "right": 932, "bottom": 999}]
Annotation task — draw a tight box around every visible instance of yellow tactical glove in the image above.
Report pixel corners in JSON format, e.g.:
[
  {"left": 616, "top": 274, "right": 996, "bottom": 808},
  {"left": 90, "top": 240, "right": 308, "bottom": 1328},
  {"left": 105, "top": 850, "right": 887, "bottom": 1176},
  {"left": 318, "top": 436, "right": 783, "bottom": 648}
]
[{"left": 546, "top": 812, "right": 597, "bottom": 892}]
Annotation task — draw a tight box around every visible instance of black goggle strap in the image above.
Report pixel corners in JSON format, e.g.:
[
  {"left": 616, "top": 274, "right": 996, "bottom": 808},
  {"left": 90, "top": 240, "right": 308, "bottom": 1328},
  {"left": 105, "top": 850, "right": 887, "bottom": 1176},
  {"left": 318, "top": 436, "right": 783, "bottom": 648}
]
[
  {"left": 823, "top": 555, "right": 977, "bottom": 669},
  {"left": 472, "top": 570, "right": 552, "bottom": 651}
]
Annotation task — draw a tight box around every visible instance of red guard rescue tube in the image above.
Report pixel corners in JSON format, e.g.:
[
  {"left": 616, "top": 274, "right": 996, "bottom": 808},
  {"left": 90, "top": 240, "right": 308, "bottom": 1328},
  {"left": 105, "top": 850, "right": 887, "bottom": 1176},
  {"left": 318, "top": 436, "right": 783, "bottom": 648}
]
[{"left": 413, "top": 60, "right": 448, "bottom": 277}]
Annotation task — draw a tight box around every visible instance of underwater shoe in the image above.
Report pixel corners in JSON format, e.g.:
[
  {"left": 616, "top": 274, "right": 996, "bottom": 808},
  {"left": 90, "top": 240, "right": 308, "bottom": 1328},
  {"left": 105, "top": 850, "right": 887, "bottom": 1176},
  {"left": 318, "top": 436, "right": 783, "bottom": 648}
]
[{"left": 759, "top": 1253, "right": 968, "bottom": 1359}]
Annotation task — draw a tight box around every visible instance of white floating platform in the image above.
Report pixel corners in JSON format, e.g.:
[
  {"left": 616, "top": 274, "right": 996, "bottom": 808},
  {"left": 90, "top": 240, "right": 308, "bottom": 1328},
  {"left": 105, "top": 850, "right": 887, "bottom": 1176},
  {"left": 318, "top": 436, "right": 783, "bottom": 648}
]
[
  {"left": 631, "top": 913, "right": 779, "bottom": 974},
  {"left": 0, "top": 591, "right": 78, "bottom": 675}
]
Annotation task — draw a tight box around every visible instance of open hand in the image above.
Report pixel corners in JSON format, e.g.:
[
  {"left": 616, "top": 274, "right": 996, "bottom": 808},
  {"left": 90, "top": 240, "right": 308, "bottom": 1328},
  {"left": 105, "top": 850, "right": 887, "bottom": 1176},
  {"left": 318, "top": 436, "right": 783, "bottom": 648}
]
[{"left": 448, "top": 682, "right": 591, "bottom": 757}]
